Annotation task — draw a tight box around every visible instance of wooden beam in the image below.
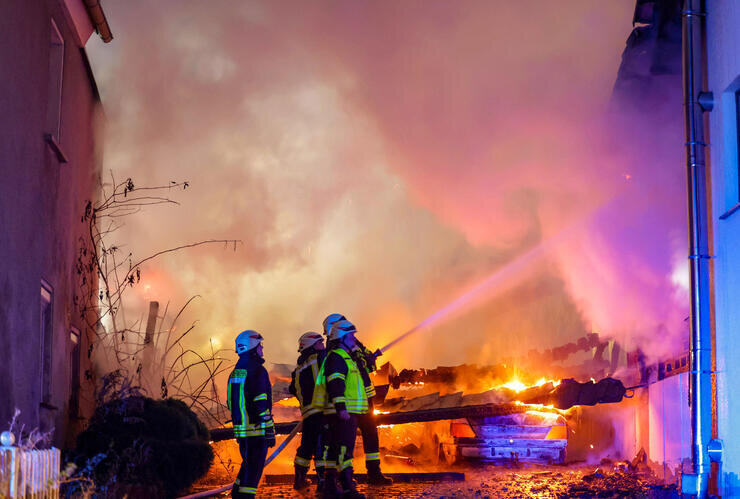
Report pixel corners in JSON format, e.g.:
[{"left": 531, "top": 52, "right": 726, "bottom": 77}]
[{"left": 209, "top": 402, "right": 553, "bottom": 441}]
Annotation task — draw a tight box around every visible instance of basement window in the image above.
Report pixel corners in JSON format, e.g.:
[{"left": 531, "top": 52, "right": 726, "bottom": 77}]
[
  {"left": 40, "top": 281, "right": 54, "bottom": 406},
  {"left": 69, "top": 328, "right": 81, "bottom": 417}
]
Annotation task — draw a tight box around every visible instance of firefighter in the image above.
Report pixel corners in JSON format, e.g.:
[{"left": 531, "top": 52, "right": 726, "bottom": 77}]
[
  {"left": 322, "top": 314, "right": 392, "bottom": 486},
  {"left": 289, "top": 331, "right": 327, "bottom": 491},
  {"left": 314, "top": 320, "right": 367, "bottom": 499},
  {"left": 227, "top": 330, "right": 276, "bottom": 498}
]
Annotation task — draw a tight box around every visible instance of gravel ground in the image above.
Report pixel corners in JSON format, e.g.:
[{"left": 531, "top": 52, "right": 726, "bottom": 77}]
[{"left": 191, "top": 463, "right": 678, "bottom": 498}]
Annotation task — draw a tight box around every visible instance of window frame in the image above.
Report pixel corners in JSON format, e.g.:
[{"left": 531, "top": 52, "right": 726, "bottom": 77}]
[
  {"left": 69, "top": 327, "right": 81, "bottom": 417},
  {"left": 40, "top": 280, "right": 54, "bottom": 406}
]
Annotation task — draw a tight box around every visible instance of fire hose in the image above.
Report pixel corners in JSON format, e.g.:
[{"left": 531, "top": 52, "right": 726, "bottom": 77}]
[{"left": 177, "top": 422, "right": 303, "bottom": 499}]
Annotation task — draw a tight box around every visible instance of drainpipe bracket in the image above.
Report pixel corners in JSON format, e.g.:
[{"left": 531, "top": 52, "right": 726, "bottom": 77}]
[
  {"left": 708, "top": 438, "right": 723, "bottom": 463},
  {"left": 681, "top": 472, "right": 708, "bottom": 496},
  {"left": 698, "top": 91, "right": 714, "bottom": 112}
]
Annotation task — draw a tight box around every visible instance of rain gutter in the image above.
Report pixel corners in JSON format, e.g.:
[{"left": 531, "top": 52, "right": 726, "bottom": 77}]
[
  {"left": 680, "top": 0, "right": 722, "bottom": 496},
  {"left": 82, "top": 0, "right": 113, "bottom": 43}
]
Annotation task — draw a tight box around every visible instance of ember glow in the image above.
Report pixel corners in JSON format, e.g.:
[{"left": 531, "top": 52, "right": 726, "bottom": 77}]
[{"left": 494, "top": 377, "right": 561, "bottom": 394}]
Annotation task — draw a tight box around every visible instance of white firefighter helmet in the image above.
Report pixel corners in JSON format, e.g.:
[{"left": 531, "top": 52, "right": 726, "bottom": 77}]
[
  {"left": 323, "top": 313, "right": 346, "bottom": 336},
  {"left": 298, "top": 332, "right": 323, "bottom": 352},
  {"left": 235, "top": 330, "right": 263, "bottom": 354},
  {"left": 328, "top": 320, "right": 357, "bottom": 342}
]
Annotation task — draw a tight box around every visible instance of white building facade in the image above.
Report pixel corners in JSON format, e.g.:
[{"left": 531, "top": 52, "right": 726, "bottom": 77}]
[{"left": 706, "top": 2, "right": 740, "bottom": 496}]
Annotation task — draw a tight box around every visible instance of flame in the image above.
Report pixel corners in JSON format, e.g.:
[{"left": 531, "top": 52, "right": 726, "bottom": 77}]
[
  {"left": 501, "top": 379, "right": 529, "bottom": 392},
  {"left": 275, "top": 397, "right": 300, "bottom": 407},
  {"left": 515, "top": 400, "right": 577, "bottom": 415},
  {"left": 374, "top": 408, "right": 390, "bottom": 415},
  {"left": 494, "top": 376, "right": 561, "bottom": 393},
  {"left": 525, "top": 410, "right": 561, "bottom": 419}
]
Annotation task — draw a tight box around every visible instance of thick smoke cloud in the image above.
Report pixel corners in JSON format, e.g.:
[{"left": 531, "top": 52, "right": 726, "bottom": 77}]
[{"left": 87, "top": 0, "right": 686, "bottom": 373}]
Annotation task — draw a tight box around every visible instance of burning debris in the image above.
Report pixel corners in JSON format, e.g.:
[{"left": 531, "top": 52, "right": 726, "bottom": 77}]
[
  {"left": 209, "top": 357, "right": 630, "bottom": 473},
  {"left": 363, "top": 368, "right": 627, "bottom": 467},
  {"left": 377, "top": 369, "right": 625, "bottom": 411}
]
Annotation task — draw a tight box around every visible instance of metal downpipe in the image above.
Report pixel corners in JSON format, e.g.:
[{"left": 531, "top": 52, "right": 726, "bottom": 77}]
[{"left": 681, "top": 0, "right": 713, "bottom": 496}]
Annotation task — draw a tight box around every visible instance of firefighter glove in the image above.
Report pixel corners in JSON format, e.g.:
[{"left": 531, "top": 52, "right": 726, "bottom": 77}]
[{"left": 265, "top": 426, "right": 276, "bottom": 447}]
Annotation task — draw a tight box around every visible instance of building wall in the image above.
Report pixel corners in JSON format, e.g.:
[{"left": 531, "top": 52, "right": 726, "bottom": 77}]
[
  {"left": 706, "top": 2, "right": 740, "bottom": 496},
  {"left": 0, "top": 0, "right": 102, "bottom": 448},
  {"left": 647, "top": 372, "right": 690, "bottom": 480}
]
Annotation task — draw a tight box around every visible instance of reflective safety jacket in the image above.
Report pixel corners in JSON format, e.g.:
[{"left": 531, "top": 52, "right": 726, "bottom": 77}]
[
  {"left": 289, "top": 347, "right": 326, "bottom": 419},
  {"left": 313, "top": 348, "right": 368, "bottom": 415},
  {"left": 351, "top": 339, "right": 377, "bottom": 400},
  {"left": 227, "top": 352, "right": 274, "bottom": 438}
]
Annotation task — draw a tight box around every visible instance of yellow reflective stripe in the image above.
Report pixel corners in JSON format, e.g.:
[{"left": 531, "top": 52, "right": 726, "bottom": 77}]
[
  {"left": 338, "top": 445, "right": 347, "bottom": 471},
  {"left": 327, "top": 372, "right": 346, "bottom": 382},
  {"left": 295, "top": 456, "right": 311, "bottom": 467},
  {"left": 332, "top": 396, "right": 347, "bottom": 404},
  {"left": 340, "top": 458, "right": 353, "bottom": 470},
  {"left": 366, "top": 452, "right": 380, "bottom": 461},
  {"left": 238, "top": 486, "right": 257, "bottom": 493},
  {"left": 253, "top": 393, "right": 267, "bottom": 401},
  {"left": 239, "top": 383, "right": 248, "bottom": 425},
  {"left": 301, "top": 406, "right": 321, "bottom": 417}
]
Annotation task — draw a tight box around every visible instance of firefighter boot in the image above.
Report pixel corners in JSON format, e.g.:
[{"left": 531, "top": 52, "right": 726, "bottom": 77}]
[
  {"left": 321, "top": 469, "right": 342, "bottom": 498},
  {"left": 294, "top": 464, "right": 310, "bottom": 491},
  {"left": 316, "top": 465, "right": 326, "bottom": 490},
  {"left": 339, "top": 468, "right": 366, "bottom": 499},
  {"left": 230, "top": 479, "right": 245, "bottom": 498},
  {"left": 366, "top": 461, "right": 393, "bottom": 486}
]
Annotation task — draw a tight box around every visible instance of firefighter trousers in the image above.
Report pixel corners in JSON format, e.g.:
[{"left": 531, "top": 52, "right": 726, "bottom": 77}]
[
  {"left": 357, "top": 410, "right": 381, "bottom": 466},
  {"left": 233, "top": 436, "right": 268, "bottom": 498},
  {"left": 294, "top": 413, "right": 324, "bottom": 473},
  {"left": 325, "top": 413, "right": 359, "bottom": 472}
]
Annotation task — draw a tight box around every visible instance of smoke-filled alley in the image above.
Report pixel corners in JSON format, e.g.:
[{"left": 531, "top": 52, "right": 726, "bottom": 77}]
[{"left": 3, "top": 0, "right": 740, "bottom": 497}]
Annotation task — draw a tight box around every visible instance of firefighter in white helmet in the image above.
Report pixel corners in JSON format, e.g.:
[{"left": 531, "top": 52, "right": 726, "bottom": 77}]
[
  {"left": 314, "top": 320, "right": 367, "bottom": 498},
  {"left": 289, "top": 332, "right": 327, "bottom": 491},
  {"left": 322, "top": 314, "right": 391, "bottom": 485},
  {"left": 227, "top": 330, "right": 275, "bottom": 498}
]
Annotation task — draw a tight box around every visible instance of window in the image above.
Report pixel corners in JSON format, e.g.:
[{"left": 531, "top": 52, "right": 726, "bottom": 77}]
[
  {"left": 69, "top": 328, "right": 81, "bottom": 417},
  {"left": 44, "top": 19, "right": 67, "bottom": 163},
  {"left": 47, "top": 19, "right": 64, "bottom": 142},
  {"left": 736, "top": 89, "right": 740, "bottom": 200},
  {"left": 40, "top": 281, "right": 53, "bottom": 405}
]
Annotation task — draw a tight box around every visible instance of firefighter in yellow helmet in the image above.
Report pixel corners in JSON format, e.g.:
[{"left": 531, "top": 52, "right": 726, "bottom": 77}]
[
  {"left": 314, "top": 320, "right": 367, "bottom": 499},
  {"left": 227, "top": 330, "right": 275, "bottom": 498}
]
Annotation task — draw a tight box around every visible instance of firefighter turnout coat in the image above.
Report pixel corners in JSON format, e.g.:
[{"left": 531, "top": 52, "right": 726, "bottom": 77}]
[
  {"left": 227, "top": 353, "right": 275, "bottom": 438},
  {"left": 313, "top": 348, "right": 368, "bottom": 415},
  {"left": 289, "top": 347, "right": 327, "bottom": 419}
]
